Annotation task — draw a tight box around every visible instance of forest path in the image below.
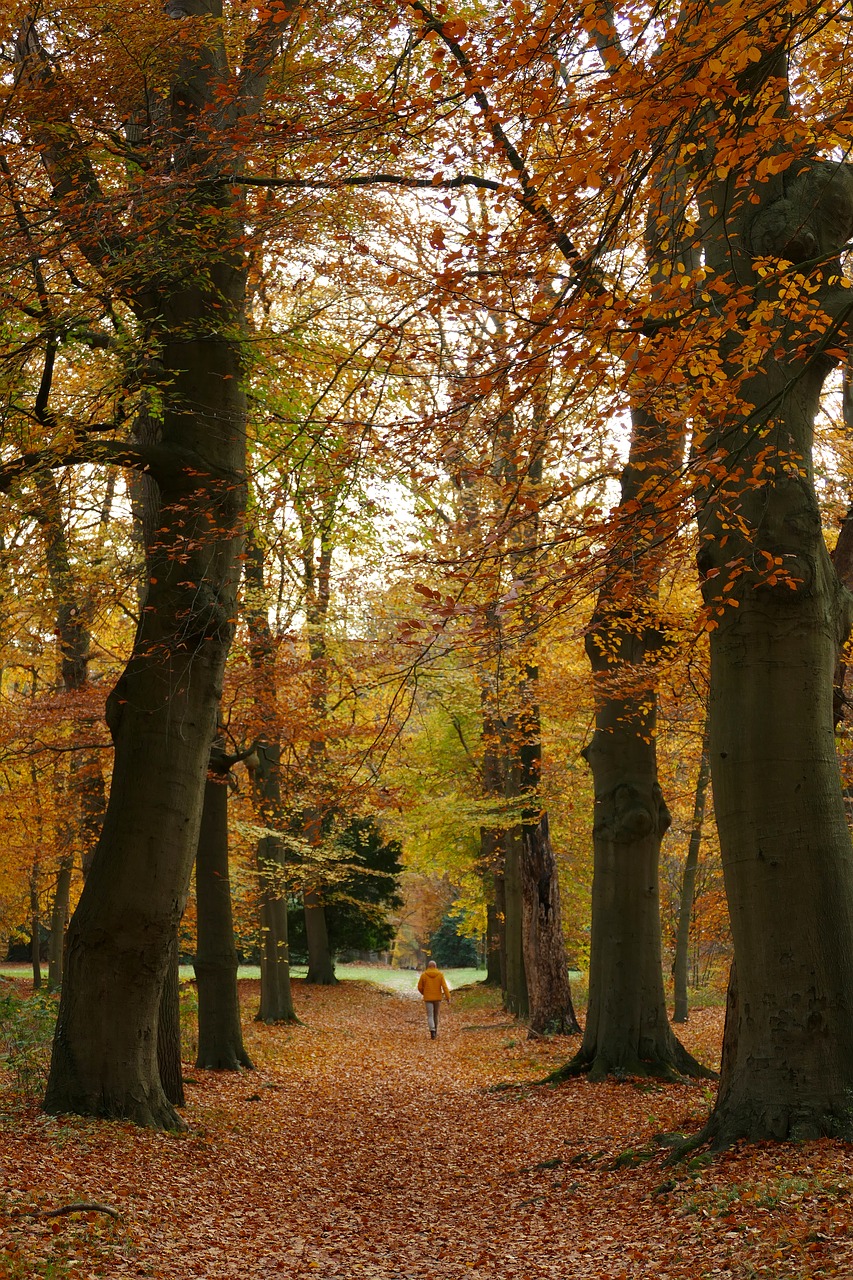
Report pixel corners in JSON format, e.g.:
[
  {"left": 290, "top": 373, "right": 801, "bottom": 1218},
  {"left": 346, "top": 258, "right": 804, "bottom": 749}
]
[{"left": 3, "top": 980, "right": 852, "bottom": 1279}]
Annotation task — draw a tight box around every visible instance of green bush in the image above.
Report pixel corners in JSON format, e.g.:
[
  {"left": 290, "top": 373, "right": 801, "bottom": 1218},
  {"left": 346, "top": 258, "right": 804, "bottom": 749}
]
[
  {"left": 179, "top": 981, "right": 198, "bottom": 1061},
  {"left": 0, "top": 988, "right": 57, "bottom": 1105}
]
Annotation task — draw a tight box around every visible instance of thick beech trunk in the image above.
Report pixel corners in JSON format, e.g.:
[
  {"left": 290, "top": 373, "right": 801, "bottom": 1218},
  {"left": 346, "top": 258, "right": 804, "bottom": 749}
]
[
  {"left": 569, "top": 721, "right": 703, "bottom": 1078},
  {"left": 672, "top": 720, "right": 711, "bottom": 1024},
  {"left": 698, "top": 381, "right": 853, "bottom": 1140},
  {"left": 258, "top": 891, "right": 294, "bottom": 1021},
  {"left": 195, "top": 761, "right": 253, "bottom": 1069},
  {"left": 513, "top": 661, "right": 578, "bottom": 1036},
  {"left": 43, "top": 301, "right": 246, "bottom": 1128},
  {"left": 563, "top": 400, "right": 708, "bottom": 1081},
  {"left": 687, "top": 69, "right": 853, "bottom": 1134}
]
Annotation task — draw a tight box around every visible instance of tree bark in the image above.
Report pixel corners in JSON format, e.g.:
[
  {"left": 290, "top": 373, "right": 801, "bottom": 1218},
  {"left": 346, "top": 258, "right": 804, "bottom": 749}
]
[
  {"left": 672, "top": 719, "right": 712, "bottom": 1024},
  {"left": 502, "top": 826, "right": 528, "bottom": 1018},
  {"left": 559, "top": 394, "right": 709, "bottom": 1080},
  {"left": 194, "top": 757, "right": 253, "bottom": 1069},
  {"left": 480, "top": 699, "right": 508, "bottom": 991},
  {"left": 304, "top": 889, "right": 336, "bottom": 984},
  {"left": 43, "top": 304, "right": 245, "bottom": 1125},
  {"left": 47, "top": 852, "right": 72, "bottom": 991},
  {"left": 244, "top": 533, "right": 297, "bottom": 1023},
  {"left": 484, "top": 894, "right": 503, "bottom": 986},
  {"left": 521, "top": 814, "right": 580, "bottom": 1035},
  {"left": 492, "top": 867, "right": 508, "bottom": 994},
  {"left": 688, "top": 38, "right": 853, "bottom": 1138},
  {"left": 157, "top": 935, "right": 185, "bottom": 1109},
  {"left": 300, "top": 515, "right": 336, "bottom": 986},
  {"left": 29, "top": 867, "right": 41, "bottom": 991},
  {"left": 567, "top": 712, "right": 704, "bottom": 1078},
  {"left": 25, "top": 0, "right": 294, "bottom": 1125}
]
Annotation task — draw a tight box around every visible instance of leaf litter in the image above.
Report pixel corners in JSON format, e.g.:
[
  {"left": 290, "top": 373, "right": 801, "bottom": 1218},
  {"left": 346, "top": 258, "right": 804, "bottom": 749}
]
[{"left": 2, "top": 979, "right": 853, "bottom": 1279}]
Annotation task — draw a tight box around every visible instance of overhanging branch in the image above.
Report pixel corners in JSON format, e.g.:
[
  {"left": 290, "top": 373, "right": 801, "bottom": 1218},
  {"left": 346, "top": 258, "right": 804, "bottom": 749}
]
[
  {"left": 0, "top": 437, "right": 242, "bottom": 495},
  {"left": 230, "top": 172, "right": 503, "bottom": 194}
]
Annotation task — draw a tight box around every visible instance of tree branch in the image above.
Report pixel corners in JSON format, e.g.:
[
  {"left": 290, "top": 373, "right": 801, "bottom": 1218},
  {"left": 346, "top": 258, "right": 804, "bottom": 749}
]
[
  {"left": 0, "top": 437, "right": 243, "bottom": 495},
  {"left": 14, "top": 18, "right": 126, "bottom": 275},
  {"left": 407, "top": 0, "right": 583, "bottom": 268},
  {"left": 230, "top": 172, "right": 502, "bottom": 193}
]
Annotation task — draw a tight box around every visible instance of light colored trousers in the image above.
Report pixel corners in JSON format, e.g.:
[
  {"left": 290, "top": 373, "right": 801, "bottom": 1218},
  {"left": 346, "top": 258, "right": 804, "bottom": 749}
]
[{"left": 425, "top": 1001, "right": 441, "bottom": 1033}]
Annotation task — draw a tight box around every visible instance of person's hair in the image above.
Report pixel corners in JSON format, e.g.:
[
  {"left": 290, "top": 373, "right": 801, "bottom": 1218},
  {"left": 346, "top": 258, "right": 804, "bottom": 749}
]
[{"left": 427, "top": 959, "right": 437, "bottom": 968}]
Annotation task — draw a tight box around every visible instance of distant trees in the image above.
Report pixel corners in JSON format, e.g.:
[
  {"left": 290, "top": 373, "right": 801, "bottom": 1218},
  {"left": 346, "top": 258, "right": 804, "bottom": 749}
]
[{"left": 288, "top": 816, "right": 403, "bottom": 960}]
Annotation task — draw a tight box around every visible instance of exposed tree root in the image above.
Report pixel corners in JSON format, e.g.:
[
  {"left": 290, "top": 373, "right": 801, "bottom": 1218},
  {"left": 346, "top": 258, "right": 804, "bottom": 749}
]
[
  {"left": 543, "top": 1039, "right": 716, "bottom": 1087},
  {"left": 15, "top": 1202, "right": 122, "bottom": 1221},
  {"left": 196, "top": 1047, "right": 255, "bottom": 1070},
  {"left": 667, "top": 1102, "right": 853, "bottom": 1162}
]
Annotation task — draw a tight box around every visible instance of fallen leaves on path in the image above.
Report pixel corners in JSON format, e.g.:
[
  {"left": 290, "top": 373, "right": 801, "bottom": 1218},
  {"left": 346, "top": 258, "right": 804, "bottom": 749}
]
[{"left": 3, "top": 979, "right": 853, "bottom": 1279}]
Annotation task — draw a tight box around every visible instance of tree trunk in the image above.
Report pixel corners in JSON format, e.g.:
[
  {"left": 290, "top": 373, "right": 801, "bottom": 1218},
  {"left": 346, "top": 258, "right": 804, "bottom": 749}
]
[
  {"left": 194, "top": 760, "right": 253, "bottom": 1069},
  {"left": 304, "top": 889, "right": 336, "bottom": 985},
  {"left": 502, "top": 827, "right": 528, "bottom": 1018},
  {"left": 698, "top": 383, "right": 853, "bottom": 1139},
  {"left": 15, "top": 0, "right": 289, "bottom": 1129},
  {"left": 513, "top": 645, "right": 578, "bottom": 1035},
  {"left": 157, "top": 934, "right": 185, "bottom": 1109},
  {"left": 683, "top": 31, "right": 853, "bottom": 1134},
  {"left": 484, "top": 897, "right": 502, "bottom": 986},
  {"left": 300, "top": 516, "right": 336, "bottom": 988},
  {"left": 258, "top": 891, "right": 295, "bottom": 1022},
  {"left": 493, "top": 868, "right": 507, "bottom": 994},
  {"left": 672, "top": 719, "right": 712, "bottom": 1024},
  {"left": 244, "top": 534, "right": 297, "bottom": 1023},
  {"left": 43, "top": 285, "right": 247, "bottom": 1128},
  {"left": 560, "top": 389, "right": 709, "bottom": 1081},
  {"left": 566, "top": 728, "right": 703, "bottom": 1078},
  {"left": 521, "top": 815, "right": 580, "bottom": 1035},
  {"left": 47, "top": 852, "right": 73, "bottom": 991},
  {"left": 480, "top": 701, "right": 508, "bottom": 990},
  {"left": 29, "top": 869, "right": 41, "bottom": 991},
  {"left": 76, "top": 752, "right": 106, "bottom": 882}
]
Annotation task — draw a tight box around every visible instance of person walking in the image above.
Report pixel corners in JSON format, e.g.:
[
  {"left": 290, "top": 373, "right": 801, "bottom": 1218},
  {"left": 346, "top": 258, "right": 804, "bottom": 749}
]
[{"left": 417, "top": 959, "right": 450, "bottom": 1039}]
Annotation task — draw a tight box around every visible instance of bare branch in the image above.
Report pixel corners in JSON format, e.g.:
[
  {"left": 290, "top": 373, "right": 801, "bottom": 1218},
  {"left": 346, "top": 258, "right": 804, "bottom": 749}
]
[{"left": 230, "top": 171, "right": 502, "bottom": 193}]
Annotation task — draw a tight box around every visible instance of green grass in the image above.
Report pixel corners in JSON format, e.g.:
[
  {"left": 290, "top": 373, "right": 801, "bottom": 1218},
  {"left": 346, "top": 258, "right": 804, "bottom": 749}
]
[
  {"left": 0, "top": 1254, "right": 72, "bottom": 1279},
  {"left": 255, "top": 963, "right": 487, "bottom": 993},
  {"left": 0, "top": 961, "right": 486, "bottom": 990}
]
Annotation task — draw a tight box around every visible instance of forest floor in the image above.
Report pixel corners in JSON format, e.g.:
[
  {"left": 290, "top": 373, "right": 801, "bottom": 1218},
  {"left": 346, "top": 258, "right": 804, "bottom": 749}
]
[{"left": 2, "top": 977, "right": 853, "bottom": 1279}]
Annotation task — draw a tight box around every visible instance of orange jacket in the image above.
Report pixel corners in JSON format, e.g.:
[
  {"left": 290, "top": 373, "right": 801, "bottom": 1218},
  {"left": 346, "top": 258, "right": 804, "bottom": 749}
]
[{"left": 417, "top": 968, "right": 450, "bottom": 1002}]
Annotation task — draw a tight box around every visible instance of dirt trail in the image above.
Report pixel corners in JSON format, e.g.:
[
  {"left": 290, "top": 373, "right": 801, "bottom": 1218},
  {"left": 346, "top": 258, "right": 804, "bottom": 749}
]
[{"left": 3, "top": 980, "right": 852, "bottom": 1279}]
